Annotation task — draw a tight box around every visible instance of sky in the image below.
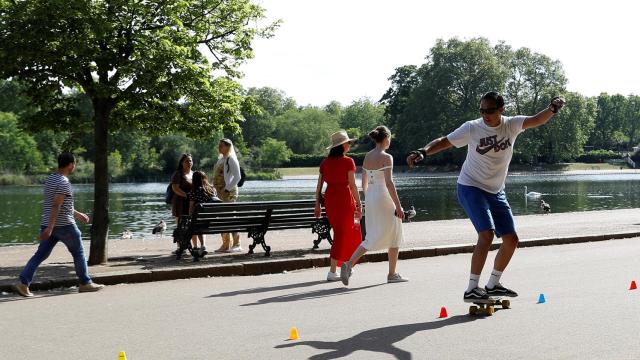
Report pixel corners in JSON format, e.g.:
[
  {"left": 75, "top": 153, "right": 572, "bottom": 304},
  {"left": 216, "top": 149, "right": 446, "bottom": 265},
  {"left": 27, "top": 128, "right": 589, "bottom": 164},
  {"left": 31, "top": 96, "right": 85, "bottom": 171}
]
[{"left": 236, "top": 0, "right": 640, "bottom": 107}]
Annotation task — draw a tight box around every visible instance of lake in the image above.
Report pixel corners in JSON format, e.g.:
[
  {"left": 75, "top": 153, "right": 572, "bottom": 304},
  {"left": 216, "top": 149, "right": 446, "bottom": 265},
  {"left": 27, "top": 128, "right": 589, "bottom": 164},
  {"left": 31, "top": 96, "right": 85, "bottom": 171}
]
[{"left": 1, "top": 173, "right": 639, "bottom": 244}]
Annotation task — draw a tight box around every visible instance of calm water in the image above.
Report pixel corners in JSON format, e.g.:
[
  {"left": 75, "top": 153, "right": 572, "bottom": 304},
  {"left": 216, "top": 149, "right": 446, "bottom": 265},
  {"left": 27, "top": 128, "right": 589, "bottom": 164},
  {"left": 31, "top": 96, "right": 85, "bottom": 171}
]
[{"left": 1, "top": 173, "right": 639, "bottom": 244}]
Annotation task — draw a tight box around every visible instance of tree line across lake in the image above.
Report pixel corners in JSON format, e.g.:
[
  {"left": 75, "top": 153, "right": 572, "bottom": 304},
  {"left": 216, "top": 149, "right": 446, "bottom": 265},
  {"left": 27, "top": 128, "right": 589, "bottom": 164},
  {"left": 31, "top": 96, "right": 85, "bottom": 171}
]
[{"left": 1, "top": 37, "right": 639, "bottom": 184}]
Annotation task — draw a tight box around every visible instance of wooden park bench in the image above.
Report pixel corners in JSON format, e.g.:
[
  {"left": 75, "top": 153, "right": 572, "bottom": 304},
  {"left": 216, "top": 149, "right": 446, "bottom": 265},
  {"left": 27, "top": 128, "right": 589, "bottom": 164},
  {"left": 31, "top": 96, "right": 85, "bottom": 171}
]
[{"left": 172, "top": 199, "right": 333, "bottom": 261}]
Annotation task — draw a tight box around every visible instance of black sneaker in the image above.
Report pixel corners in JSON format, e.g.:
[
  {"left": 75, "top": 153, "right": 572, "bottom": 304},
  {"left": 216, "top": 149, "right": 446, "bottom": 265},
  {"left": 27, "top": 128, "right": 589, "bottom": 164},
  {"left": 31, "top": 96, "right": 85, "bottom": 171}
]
[
  {"left": 464, "top": 287, "right": 490, "bottom": 303},
  {"left": 485, "top": 283, "right": 518, "bottom": 297}
]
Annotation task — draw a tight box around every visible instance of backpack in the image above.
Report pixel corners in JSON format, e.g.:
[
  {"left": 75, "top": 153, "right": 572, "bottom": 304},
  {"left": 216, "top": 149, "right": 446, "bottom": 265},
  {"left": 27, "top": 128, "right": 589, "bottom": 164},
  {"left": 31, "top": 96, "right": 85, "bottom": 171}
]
[
  {"left": 165, "top": 184, "right": 174, "bottom": 204},
  {"left": 226, "top": 157, "right": 247, "bottom": 187}
]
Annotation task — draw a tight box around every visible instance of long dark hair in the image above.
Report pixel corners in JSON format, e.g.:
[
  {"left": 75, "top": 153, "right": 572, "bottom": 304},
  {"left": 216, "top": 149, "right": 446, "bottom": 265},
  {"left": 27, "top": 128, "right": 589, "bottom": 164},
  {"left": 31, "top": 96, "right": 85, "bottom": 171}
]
[
  {"left": 192, "top": 171, "right": 215, "bottom": 198},
  {"left": 176, "top": 153, "right": 192, "bottom": 171},
  {"left": 328, "top": 144, "right": 346, "bottom": 158}
]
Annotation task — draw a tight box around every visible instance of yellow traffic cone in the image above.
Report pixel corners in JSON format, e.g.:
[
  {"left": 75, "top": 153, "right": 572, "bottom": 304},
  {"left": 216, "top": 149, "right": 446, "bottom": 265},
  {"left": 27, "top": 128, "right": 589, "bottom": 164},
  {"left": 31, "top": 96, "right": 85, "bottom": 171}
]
[
  {"left": 118, "top": 351, "right": 127, "bottom": 360},
  {"left": 289, "top": 327, "right": 299, "bottom": 340}
]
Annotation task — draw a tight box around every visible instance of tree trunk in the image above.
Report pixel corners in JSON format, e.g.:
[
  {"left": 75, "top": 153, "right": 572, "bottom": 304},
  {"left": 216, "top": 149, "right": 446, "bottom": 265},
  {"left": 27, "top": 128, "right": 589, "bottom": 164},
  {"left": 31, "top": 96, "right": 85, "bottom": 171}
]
[{"left": 88, "top": 102, "right": 111, "bottom": 265}]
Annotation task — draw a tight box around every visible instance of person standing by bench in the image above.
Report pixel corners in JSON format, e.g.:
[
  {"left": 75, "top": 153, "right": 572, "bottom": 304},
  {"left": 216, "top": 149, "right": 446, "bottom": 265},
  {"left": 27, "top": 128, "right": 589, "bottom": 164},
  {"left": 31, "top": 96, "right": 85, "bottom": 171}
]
[
  {"left": 171, "top": 153, "right": 194, "bottom": 226},
  {"left": 315, "top": 130, "right": 363, "bottom": 282},
  {"left": 340, "top": 126, "right": 408, "bottom": 285},
  {"left": 212, "top": 138, "right": 243, "bottom": 253}
]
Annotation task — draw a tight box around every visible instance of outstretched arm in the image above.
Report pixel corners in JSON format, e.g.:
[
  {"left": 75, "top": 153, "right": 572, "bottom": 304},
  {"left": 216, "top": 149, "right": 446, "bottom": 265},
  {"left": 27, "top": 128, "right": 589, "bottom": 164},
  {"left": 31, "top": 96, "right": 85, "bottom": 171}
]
[
  {"left": 406, "top": 137, "right": 453, "bottom": 168},
  {"left": 523, "top": 96, "right": 566, "bottom": 129}
]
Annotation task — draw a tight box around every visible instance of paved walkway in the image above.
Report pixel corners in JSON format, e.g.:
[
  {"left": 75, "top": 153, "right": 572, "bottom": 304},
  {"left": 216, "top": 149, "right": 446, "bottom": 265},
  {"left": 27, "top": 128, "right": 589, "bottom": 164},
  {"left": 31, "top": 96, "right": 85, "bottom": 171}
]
[{"left": 1, "top": 208, "right": 639, "bottom": 292}]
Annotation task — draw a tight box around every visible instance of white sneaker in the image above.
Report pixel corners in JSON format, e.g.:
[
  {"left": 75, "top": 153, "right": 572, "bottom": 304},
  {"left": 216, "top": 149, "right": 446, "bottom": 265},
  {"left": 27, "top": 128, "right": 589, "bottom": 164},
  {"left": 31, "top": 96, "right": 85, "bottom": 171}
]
[
  {"left": 387, "top": 273, "right": 409, "bottom": 283},
  {"left": 79, "top": 282, "right": 105, "bottom": 293},
  {"left": 340, "top": 263, "right": 352, "bottom": 286},
  {"left": 229, "top": 246, "right": 243, "bottom": 253},
  {"left": 326, "top": 271, "right": 341, "bottom": 282}
]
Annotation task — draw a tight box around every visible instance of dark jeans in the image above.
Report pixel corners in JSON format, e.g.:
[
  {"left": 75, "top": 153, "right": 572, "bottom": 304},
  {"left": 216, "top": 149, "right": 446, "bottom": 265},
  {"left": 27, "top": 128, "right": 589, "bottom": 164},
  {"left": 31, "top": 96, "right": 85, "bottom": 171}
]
[{"left": 19, "top": 224, "right": 91, "bottom": 286}]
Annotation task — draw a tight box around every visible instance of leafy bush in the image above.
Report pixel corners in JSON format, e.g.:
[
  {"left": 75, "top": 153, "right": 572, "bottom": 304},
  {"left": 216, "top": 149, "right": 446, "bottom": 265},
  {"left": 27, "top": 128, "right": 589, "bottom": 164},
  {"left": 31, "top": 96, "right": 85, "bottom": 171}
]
[{"left": 576, "top": 149, "right": 620, "bottom": 163}]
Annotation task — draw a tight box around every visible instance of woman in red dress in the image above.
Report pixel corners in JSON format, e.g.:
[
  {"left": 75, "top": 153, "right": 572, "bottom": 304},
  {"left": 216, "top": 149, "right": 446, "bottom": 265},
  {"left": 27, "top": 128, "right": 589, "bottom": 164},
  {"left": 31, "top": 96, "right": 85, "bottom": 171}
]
[{"left": 315, "top": 130, "right": 363, "bottom": 281}]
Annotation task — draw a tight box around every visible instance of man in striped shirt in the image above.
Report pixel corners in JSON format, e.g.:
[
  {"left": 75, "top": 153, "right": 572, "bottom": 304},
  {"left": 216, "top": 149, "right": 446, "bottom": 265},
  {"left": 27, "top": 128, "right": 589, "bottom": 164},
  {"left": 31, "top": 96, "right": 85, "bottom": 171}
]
[{"left": 13, "top": 153, "right": 104, "bottom": 297}]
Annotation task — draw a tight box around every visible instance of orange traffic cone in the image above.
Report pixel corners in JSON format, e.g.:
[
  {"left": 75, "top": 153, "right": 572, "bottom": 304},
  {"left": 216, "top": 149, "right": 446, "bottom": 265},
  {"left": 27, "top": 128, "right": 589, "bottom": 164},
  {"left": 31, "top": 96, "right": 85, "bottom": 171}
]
[
  {"left": 439, "top": 306, "right": 448, "bottom": 318},
  {"left": 630, "top": 280, "right": 637, "bottom": 290},
  {"left": 289, "top": 327, "right": 299, "bottom": 340}
]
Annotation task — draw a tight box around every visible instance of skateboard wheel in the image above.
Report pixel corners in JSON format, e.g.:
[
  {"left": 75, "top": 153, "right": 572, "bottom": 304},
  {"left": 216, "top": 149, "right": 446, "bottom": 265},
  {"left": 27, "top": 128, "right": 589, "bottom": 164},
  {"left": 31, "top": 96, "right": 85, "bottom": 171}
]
[
  {"left": 487, "top": 306, "right": 495, "bottom": 315},
  {"left": 469, "top": 306, "right": 478, "bottom": 315},
  {"left": 502, "top": 300, "right": 511, "bottom": 309}
]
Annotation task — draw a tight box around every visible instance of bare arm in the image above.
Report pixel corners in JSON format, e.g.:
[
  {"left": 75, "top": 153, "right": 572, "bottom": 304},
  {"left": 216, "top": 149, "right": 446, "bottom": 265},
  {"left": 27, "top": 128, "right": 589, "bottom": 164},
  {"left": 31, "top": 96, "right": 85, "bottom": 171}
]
[
  {"left": 74, "top": 209, "right": 89, "bottom": 224},
  {"left": 383, "top": 157, "right": 404, "bottom": 219},
  {"left": 314, "top": 173, "right": 324, "bottom": 218},
  {"left": 172, "top": 183, "right": 187, "bottom": 198},
  {"left": 347, "top": 170, "right": 362, "bottom": 217},
  {"left": 523, "top": 96, "right": 567, "bottom": 129},
  {"left": 361, "top": 168, "right": 368, "bottom": 198},
  {"left": 522, "top": 108, "right": 555, "bottom": 129},
  {"left": 40, "top": 194, "right": 64, "bottom": 240},
  {"left": 406, "top": 136, "right": 454, "bottom": 167}
]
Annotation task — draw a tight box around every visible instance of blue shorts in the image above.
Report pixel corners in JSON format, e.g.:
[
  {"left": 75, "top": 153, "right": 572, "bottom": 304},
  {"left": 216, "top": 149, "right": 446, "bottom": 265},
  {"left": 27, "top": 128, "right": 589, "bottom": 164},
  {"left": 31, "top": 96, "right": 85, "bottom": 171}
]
[{"left": 456, "top": 183, "right": 516, "bottom": 238}]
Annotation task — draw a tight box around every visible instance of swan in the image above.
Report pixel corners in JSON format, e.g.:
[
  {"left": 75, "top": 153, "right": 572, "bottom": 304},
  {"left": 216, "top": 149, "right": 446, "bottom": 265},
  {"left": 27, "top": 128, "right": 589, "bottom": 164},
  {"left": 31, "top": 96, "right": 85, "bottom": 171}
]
[{"left": 524, "top": 186, "right": 542, "bottom": 198}]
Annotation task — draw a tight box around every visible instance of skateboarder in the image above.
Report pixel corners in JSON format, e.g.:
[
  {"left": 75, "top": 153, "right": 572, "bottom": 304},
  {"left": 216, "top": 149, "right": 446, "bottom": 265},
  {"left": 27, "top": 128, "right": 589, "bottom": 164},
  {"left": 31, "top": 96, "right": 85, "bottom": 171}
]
[{"left": 407, "top": 92, "right": 565, "bottom": 302}]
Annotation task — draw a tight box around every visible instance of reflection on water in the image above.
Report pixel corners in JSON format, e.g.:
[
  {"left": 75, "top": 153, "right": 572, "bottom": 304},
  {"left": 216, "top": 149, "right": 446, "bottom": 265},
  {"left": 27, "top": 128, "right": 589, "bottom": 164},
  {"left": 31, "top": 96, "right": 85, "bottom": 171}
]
[{"left": 1, "top": 174, "right": 639, "bottom": 244}]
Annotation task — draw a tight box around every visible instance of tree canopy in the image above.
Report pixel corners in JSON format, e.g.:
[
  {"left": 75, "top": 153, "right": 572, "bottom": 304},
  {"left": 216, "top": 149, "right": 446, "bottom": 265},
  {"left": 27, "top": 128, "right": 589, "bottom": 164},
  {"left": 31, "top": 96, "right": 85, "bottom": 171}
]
[{"left": 0, "top": 0, "right": 278, "bottom": 264}]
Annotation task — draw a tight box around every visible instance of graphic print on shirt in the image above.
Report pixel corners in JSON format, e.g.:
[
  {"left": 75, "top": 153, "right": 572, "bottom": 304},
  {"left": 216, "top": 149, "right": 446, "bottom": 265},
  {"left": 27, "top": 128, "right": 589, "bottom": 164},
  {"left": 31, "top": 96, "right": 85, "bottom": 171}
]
[{"left": 475, "top": 135, "right": 512, "bottom": 155}]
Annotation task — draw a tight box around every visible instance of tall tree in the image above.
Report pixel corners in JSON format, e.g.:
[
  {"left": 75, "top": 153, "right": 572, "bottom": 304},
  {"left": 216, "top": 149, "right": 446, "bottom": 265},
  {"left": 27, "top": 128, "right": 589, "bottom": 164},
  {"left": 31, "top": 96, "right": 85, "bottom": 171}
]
[
  {"left": 388, "top": 38, "right": 508, "bottom": 160},
  {"left": 0, "top": 0, "right": 278, "bottom": 264},
  {"left": 590, "top": 94, "right": 628, "bottom": 150},
  {"left": 340, "top": 98, "right": 385, "bottom": 140},
  {"left": 241, "top": 87, "right": 295, "bottom": 146}
]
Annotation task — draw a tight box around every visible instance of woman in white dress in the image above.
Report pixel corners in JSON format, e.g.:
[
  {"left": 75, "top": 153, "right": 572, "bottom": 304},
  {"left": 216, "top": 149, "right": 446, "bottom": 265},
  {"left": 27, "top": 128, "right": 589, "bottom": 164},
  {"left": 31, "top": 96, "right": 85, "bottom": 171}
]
[{"left": 340, "top": 125, "right": 408, "bottom": 285}]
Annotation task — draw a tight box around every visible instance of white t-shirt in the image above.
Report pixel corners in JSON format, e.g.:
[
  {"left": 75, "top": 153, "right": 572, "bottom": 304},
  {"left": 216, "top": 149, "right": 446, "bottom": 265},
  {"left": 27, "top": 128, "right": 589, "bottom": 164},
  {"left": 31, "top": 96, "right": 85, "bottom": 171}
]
[{"left": 447, "top": 115, "right": 527, "bottom": 194}]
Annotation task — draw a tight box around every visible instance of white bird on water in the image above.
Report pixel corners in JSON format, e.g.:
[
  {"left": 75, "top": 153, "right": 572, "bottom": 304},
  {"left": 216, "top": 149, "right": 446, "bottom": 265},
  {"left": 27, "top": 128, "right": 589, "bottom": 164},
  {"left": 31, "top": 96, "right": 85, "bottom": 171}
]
[
  {"left": 152, "top": 220, "right": 167, "bottom": 240},
  {"left": 121, "top": 229, "right": 133, "bottom": 240},
  {"left": 524, "top": 186, "right": 542, "bottom": 198}
]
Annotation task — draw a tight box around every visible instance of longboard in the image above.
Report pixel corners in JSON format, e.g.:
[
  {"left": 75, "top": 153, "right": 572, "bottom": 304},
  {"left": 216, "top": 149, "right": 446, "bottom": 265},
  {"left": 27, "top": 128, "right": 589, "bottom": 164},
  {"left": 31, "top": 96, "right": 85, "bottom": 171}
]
[{"left": 468, "top": 298, "right": 511, "bottom": 316}]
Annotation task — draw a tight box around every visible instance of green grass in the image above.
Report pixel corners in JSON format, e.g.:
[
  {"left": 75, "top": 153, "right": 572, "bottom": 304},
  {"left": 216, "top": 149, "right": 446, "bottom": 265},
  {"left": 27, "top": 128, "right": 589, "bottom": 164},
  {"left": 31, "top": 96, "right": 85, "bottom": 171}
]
[
  {"left": 276, "top": 167, "right": 319, "bottom": 176},
  {"left": 510, "top": 162, "right": 630, "bottom": 172}
]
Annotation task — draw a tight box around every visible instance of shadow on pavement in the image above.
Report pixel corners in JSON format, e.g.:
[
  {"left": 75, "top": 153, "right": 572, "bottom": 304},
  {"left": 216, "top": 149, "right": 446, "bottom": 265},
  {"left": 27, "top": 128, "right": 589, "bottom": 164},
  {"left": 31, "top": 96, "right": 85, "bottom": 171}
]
[
  {"left": 206, "top": 280, "right": 327, "bottom": 298},
  {"left": 0, "top": 287, "right": 78, "bottom": 303},
  {"left": 240, "top": 283, "right": 385, "bottom": 306},
  {"left": 275, "top": 315, "right": 481, "bottom": 359}
]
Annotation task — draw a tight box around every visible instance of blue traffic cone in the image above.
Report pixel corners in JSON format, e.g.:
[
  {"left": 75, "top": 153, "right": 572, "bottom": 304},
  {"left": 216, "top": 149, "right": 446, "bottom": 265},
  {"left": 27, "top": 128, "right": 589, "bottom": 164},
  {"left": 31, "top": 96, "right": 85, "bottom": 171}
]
[{"left": 537, "top": 293, "right": 546, "bottom": 304}]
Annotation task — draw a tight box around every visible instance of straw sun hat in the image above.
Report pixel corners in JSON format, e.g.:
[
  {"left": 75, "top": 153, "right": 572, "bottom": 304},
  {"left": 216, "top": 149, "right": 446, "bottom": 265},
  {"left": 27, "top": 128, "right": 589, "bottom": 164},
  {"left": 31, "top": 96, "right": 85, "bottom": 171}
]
[{"left": 326, "top": 130, "right": 357, "bottom": 150}]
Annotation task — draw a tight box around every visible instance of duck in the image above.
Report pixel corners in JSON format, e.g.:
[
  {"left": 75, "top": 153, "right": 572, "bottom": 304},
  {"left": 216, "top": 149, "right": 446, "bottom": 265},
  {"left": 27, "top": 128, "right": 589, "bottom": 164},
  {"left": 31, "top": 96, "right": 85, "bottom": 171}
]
[
  {"left": 524, "top": 186, "right": 542, "bottom": 198},
  {"left": 121, "top": 229, "right": 133, "bottom": 240},
  {"left": 403, "top": 206, "right": 417, "bottom": 222},
  {"left": 540, "top": 200, "right": 551, "bottom": 213},
  {"left": 152, "top": 220, "right": 167, "bottom": 240}
]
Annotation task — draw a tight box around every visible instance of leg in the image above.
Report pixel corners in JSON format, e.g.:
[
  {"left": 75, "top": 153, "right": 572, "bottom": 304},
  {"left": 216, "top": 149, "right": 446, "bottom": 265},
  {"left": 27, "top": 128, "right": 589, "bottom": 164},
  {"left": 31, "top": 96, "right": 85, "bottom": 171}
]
[
  {"left": 19, "top": 230, "right": 59, "bottom": 285},
  {"left": 489, "top": 190, "right": 518, "bottom": 272},
  {"left": 231, "top": 232, "right": 241, "bottom": 248},
  {"left": 219, "top": 233, "right": 231, "bottom": 250},
  {"left": 493, "top": 233, "right": 519, "bottom": 271},
  {"left": 387, "top": 247, "right": 399, "bottom": 276},
  {"left": 57, "top": 225, "right": 92, "bottom": 285},
  {"left": 347, "top": 245, "right": 367, "bottom": 267},
  {"left": 330, "top": 258, "right": 338, "bottom": 273},
  {"left": 471, "top": 230, "right": 495, "bottom": 275}
]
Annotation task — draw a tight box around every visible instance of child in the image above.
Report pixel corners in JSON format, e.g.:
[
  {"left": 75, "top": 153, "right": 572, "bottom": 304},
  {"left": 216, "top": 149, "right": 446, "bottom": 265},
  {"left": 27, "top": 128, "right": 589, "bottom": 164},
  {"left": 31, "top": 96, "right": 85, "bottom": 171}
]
[{"left": 188, "top": 171, "right": 220, "bottom": 254}]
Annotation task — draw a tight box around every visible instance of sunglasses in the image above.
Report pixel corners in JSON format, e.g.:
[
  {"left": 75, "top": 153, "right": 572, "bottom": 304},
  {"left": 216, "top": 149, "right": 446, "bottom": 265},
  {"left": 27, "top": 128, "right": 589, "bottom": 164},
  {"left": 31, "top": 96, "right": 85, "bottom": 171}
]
[{"left": 479, "top": 107, "right": 500, "bottom": 115}]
